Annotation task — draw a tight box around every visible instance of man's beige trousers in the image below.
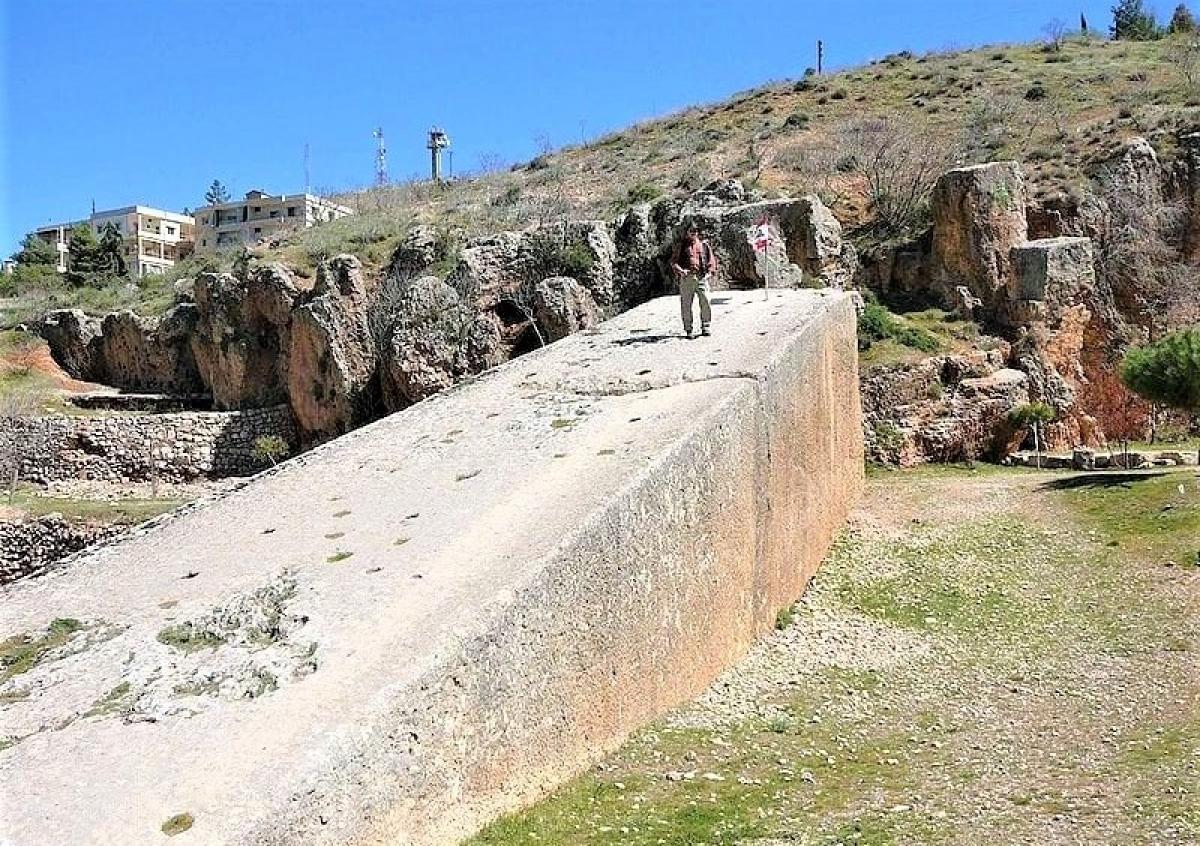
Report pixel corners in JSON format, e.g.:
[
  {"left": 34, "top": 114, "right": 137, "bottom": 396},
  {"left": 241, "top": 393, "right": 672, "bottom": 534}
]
[{"left": 679, "top": 274, "right": 712, "bottom": 334}]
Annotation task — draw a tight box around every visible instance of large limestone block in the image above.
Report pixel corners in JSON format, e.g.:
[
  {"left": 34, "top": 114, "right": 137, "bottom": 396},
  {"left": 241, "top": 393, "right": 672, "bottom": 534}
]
[
  {"left": 932, "top": 161, "right": 1028, "bottom": 308},
  {"left": 1009, "top": 236, "right": 1094, "bottom": 304},
  {"left": 1, "top": 290, "right": 862, "bottom": 846}
]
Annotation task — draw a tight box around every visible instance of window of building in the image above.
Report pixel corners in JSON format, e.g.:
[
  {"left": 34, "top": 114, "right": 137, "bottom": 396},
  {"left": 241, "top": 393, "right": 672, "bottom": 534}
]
[
  {"left": 202, "top": 239, "right": 207, "bottom": 247},
  {"left": 166, "top": 225, "right": 176, "bottom": 235},
  {"left": 253, "top": 227, "right": 262, "bottom": 234},
  {"left": 287, "top": 206, "right": 296, "bottom": 217},
  {"left": 269, "top": 210, "right": 280, "bottom": 218},
  {"left": 252, "top": 206, "right": 261, "bottom": 213},
  {"left": 201, "top": 215, "right": 209, "bottom": 224}
]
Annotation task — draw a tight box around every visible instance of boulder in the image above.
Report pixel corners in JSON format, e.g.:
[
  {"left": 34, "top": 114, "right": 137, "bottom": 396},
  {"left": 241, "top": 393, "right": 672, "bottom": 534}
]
[
  {"left": 380, "top": 276, "right": 505, "bottom": 410},
  {"left": 286, "top": 255, "right": 377, "bottom": 442},
  {"left": 931, "top": 161, "right": 1028, "bottom": 314},
  {"left": 532, "top": 276, "right": 601, "bottom": 342},
  {"left": 780, "top": 194, "right": 858, "bottom": 287}
]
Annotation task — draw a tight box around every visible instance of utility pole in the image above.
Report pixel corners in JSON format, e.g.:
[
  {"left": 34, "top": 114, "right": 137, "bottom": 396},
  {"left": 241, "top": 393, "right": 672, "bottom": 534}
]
[
  {"left": 373, "top": 127, "right": 388, "bottom": 186},
  {"left": 303, "top": 143, "right": 311, "bottom": 194},
  {"left": 817, "top": 40, "right": 824, "bottom": 74},
  {"left": 427, "top": 127, "right": 450, "bottom": 183}
]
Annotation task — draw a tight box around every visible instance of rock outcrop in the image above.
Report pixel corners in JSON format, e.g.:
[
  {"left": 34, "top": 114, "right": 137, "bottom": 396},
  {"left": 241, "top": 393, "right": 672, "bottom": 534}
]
[
  {"left": 380, "top": 276, "right": 505, "bottom": 410},
  {"left": 532, "top": 276, "right": 602, "bottom": 342},
  {"left": 862, "top": 350, "right": 1028, "bottom": 466},
  {"left": 287, "top": 255, "right": 378, "bottom": 441},
  {"left": 191, "top": 264, "right": 308, "bottom": 410}
]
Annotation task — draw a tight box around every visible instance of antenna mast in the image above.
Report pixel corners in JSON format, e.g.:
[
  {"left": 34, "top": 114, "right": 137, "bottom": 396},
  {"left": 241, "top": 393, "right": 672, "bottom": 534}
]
[
  {"left": 303, "top": 143, "right": 311, "bottom": 194},
  {"left": 373, "top": 127, "right": 388, "bottom": 186}
]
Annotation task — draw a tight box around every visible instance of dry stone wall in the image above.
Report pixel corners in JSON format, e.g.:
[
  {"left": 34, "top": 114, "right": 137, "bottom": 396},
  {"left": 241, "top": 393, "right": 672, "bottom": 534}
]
[
  {"left": 9, "top": 406, "right": 296, "bottom": 484},
  {"left": 0, "top": 516, "right": 126, "bottom": 585}
]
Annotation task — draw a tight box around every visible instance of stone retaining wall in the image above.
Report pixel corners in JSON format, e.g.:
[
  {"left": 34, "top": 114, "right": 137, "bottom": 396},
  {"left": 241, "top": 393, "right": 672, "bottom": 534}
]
[
  {"left": 0, "top": 516, "right": 127, "bottom": 585},
  {"left": 7, "top": 406, "right": 297, "bottom": 484}
]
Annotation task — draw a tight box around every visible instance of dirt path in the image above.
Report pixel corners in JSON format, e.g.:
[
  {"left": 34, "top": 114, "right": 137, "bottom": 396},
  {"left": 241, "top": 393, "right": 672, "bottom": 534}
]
[{"left": 470, "top": 466, "right": 1200, "bottom": 846}]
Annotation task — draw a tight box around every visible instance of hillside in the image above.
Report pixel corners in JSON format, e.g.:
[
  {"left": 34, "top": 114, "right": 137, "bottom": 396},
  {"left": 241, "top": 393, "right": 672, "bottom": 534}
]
[{"left": 277, "top": 33, "right": 1200, "bottom": 274}]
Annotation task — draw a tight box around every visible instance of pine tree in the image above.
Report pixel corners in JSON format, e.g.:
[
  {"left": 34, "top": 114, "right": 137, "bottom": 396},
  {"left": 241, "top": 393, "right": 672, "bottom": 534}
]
[
  {"left": 1112, "top": 0, "right": 1162, "bottom": 40},
  {"left": 205, "top": 179, "right": 230, "bottom": 205},
  {"left": 1169, "top": 3, "right": 1198, "bottom": 32},
  {"left": 12, "top": 233, "right": 57, "bottom": 267},
  {"left": 96, "top": 222, "right": 127, "bottom": 277},
  {"left": 1121, "top": 327, "right": 1200, "bottom": 462},
  {"left": 65, "top": 224, "right": 101, "bottom": 286}
]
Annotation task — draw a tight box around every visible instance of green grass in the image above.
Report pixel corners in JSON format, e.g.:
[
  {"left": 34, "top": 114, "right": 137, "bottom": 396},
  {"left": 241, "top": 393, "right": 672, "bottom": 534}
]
[
  {"left": 6, "top": 485, "right": 184, "bottom": 524},
  {"left": 0, "top": 618, "right": 83, "bottom": 684},
  {"left": 160, "top": 812, "right": 195, "bottom": 836},
  {"left": 156, "top": 623, "right": 226, "bottom": 653},
  {"left": 1059, "top": 470, "right": 1200, "bottom": 568}
]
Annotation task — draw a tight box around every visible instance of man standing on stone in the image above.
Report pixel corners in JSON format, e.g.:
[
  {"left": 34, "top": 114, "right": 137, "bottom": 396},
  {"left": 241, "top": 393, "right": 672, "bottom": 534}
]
[{"left": 670, "top": 223, "right": 717, "bottom": 338}]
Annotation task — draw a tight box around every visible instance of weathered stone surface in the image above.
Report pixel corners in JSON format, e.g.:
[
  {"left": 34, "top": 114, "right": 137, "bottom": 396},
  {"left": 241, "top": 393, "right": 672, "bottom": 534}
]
[
  {"left": 286, "top": 255, "right": 377, "bottom": 442},
  {"left": 38, "top": 309, "right": 103, "bottom": 380},
  {"left": 1009, "top": 236, "right": 1094, "bottom": 305},
  {"left": 191, "top": 264, "right": 307, "bottom": 410},
  {"left": 780, "top": 194, "right": 858, "bottom": 287},
  {"left": 380, "top": 276, "right": 505, "bottom": 410},
  {"left": 0, "top": 290, "right": 862, "bottom": 846},
  {"left": 532, "top": 276, "right": 601, "bottom": 342},
  {"left": 931, "top": 161, "right": 1028, "bottom": 313}
]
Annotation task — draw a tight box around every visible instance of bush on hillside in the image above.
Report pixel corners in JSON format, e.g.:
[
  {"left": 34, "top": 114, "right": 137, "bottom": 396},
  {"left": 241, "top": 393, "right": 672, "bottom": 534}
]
[{"left": 857, "top": 302, "right": 940, "bottom": 353}]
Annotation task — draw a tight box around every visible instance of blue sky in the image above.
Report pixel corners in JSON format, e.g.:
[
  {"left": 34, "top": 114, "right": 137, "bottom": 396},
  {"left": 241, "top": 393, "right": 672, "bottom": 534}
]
[{"left": 2, "top": 0, "right": 1123, "bottom": 255}]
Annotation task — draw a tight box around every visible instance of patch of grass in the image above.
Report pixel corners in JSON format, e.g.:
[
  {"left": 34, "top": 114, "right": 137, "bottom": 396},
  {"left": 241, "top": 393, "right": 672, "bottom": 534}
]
[
  {"left": 774, "top": 603, "right": 797, "bottom": 630},
  {"left": 161, "top": 812, "right": 194, "bottom": 836},
  {"left": 0, "top": 618, "right": 83, "bottom": 684},
  {"left": 550, "top": 418, "right": 576, "bottom": 430},
  {"left": 6, "top": 485, "right": 185, "bottom": 525},
  {"left": 156, "top": 623, "right": 226, "bottom": 653},
  {"left": 1059, "top": 472, "right": 1200, "bottom": 568},
  {"left": 83, "top": 681, "right": 133, "bottom": 718},
  {"left": 327, "top": 550, "right": 354, "bottom": 563}
]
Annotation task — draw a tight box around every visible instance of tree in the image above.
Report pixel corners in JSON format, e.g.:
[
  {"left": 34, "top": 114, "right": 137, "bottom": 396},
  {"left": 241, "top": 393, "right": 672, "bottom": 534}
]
[
  {"left": 1121, "top": 327, "right": 1200, "bottom": 462},
  {"left": 1042, "top": 18, "right": 1068, "bottom": 51},
  {"left": 96, "top": 222, "right": 127, "bottom": 277},
  {"left": 1009, "top": 402, "right": 1057, "bottom": 468},
  {"left": 1112, "top": 0, "right": 1161, "bottom": 40},
  {"left": 205, "top": 179, "right": 230, "bottom": 205},
  {"left": 839, "top": 116, "right": 962, "bottom": 236},
  {"left": 1169, "top": 2, "right": 1198, "bottom": 32},
  {"left": 252, "top": 435, "right": 290, "bottom": 467},
  {"left": 12, "top": 233, "right": 56, "bottom": 267},
  {"left": 65, "top": 223, "right": 101, "bottom": 285}
]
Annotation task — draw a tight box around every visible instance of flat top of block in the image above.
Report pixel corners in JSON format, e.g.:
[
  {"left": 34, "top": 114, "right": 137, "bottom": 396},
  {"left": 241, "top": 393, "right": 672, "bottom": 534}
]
[{"left": 0, "top": 289, "right": 853, "bottom": 845}]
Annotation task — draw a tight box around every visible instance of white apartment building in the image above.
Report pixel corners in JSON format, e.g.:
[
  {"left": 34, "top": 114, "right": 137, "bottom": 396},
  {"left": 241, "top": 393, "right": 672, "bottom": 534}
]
[
  {"left": 193, "top": 190, "right": 353, "bottom": 249},
  {"left": 36, "top": 206, "right": 195, "bottom": 277}
]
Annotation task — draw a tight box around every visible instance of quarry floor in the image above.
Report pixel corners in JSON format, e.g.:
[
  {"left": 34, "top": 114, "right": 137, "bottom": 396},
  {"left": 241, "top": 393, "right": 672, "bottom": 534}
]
[{"left": 469, "top": 465, "right": 1200, "bottom": 846}]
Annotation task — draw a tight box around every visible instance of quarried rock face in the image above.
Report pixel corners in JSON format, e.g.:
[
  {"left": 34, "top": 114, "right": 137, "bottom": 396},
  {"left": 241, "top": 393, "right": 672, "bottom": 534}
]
[
  {"left": 780, "top": 194, "right": 858, "bottom": 288},
  {"left": 1008, "top": 236, "right": 1094, "bottom": 311},
  {"left": 40, "top": 306, "right": 202, "bottom": 394},
  {"left": 379, "top": 276, "right": 505, "bottom": 411},
  {"left": 286, "top": 255, "right": 378, "bottom": 442},
  {"left": 191, "top": 264, "right": 308, "bottom": 410},
  {"left": 39, "top": 309, "right": 103, "bottom": 380},
  {"left": 931, "top": 161, "right": 1028, "bottom": 315},
  {"left": 861, "top": 350, "right": 1027, "bottom": 466}
]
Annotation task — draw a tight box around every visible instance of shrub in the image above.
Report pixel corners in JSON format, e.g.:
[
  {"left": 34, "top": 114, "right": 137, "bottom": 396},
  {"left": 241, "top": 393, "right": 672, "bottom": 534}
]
[
  {"left": 857, "top": 302, "right": 940, "bottom": 352},
  {"left": 784, "top": 111, "right": 810, "bottom": 129},
  {"left": 626, "top": 183, "right": 663, "bottom": 204},
  {"left": 252, "top": 435, "right": 290, "bottom": 467}
]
